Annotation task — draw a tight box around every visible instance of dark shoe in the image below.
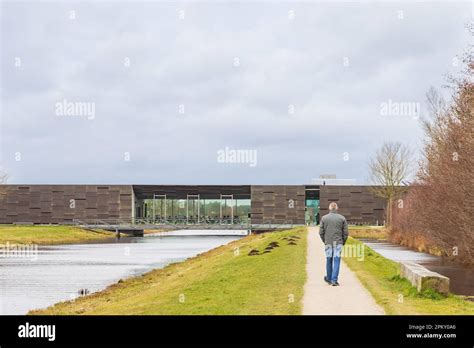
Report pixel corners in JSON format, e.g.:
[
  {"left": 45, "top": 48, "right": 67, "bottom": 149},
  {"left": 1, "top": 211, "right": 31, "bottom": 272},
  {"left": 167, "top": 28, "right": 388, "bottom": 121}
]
[
  {"left": 331, "top": 282, "right": 340, "bottom": 286},
  {"left": 324, "top": 276, "right": 332, "bottom": 284}
]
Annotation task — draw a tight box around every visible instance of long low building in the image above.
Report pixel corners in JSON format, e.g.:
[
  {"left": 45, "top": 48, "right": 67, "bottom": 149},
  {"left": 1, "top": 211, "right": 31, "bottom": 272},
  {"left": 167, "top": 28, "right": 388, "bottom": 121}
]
[{"left": 0, "top": 184, "right": 387, "bottom": 226}]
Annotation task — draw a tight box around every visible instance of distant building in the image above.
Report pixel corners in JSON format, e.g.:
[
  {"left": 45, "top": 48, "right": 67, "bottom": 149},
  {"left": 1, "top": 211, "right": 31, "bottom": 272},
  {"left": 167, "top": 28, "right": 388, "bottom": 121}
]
[
  {"left": 311, "top": 175, "right": 357, "bottom": 186},
  {"left": 0, "top": 184, "right": 386, "bottom": 226}
]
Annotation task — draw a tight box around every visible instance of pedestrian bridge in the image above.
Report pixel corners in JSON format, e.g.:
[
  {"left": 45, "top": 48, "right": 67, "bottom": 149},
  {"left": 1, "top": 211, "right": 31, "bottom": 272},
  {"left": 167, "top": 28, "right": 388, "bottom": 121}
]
[{"left": 73, "top": 218, "right": 299, "bottom": 236}]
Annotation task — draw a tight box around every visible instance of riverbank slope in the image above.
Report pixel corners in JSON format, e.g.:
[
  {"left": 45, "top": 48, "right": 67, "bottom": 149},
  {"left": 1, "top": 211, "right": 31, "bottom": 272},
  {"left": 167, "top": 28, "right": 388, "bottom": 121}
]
[
  {"left": 31, "top": 227, "right": 307, "bottom": 315},
  {"left": 0, "top": 225, "right": 118, "bottom": 245}
]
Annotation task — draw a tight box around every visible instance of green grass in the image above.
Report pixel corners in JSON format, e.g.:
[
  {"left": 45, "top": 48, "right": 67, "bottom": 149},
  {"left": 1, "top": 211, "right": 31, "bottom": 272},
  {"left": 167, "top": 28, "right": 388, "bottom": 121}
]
[
  {"left": 343, "top": 238, "right": 474, "bottom": 315},
  {"left": 0, "top": 225, "right": 118, "bottom": 245},
  {"left": 31, "top": 227, "right": 308, "bottom": 315},
  {"left": 349, "top": 226, "right": 388, "bottom": 240}
]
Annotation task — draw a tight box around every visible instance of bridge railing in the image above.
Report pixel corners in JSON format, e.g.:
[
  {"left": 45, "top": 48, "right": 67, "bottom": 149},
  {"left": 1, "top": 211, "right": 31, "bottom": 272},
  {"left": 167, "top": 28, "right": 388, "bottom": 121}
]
[
  {"left": 72, "top": 217, "right": 251, "bottom": 229},
  {"left": 73, "top": 218, "right": 302, "bottom": 231},
  {"left": 250, "top": 220, "right": 295, "bottom": 230},
  {"left": 73, "top": 218, "right": 135, "bottom": 228}
]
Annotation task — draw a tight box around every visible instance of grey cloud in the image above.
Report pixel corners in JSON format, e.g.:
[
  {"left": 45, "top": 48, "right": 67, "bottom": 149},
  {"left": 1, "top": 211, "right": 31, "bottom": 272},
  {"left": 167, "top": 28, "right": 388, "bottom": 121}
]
[{"left": 0, "top": 1, "right": 470, "bottom": 184}]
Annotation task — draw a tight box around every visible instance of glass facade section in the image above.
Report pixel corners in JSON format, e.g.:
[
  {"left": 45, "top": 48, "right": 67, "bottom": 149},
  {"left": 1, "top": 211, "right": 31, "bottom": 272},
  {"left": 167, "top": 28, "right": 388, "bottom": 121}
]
[{"left": 138, "top": 196, "right": 251, "bottom": 225}]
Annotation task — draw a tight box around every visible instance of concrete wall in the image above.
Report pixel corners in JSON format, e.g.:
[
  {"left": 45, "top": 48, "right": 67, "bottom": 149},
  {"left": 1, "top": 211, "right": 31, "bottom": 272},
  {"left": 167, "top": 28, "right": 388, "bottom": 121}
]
[
  {"left": 0, "top": 185, "right": 133, "bottom": 224},
  {"left": 319, "top": 185, "right": 386, "bottom": 225},
  {"left": 250, "top": 185, "right": 306, "bottom": 224}
]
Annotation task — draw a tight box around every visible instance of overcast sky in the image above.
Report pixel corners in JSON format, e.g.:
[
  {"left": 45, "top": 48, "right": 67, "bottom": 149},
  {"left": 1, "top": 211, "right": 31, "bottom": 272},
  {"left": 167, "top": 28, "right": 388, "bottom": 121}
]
[{"left": 1, "top": 1, "right": 471, "bottom": 185}]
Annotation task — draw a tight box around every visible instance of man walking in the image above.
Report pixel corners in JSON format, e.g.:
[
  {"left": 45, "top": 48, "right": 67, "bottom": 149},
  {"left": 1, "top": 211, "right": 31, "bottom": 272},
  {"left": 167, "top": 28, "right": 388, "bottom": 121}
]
[{"left": 319, "top": 202, "right": 348, "bottom": 286}]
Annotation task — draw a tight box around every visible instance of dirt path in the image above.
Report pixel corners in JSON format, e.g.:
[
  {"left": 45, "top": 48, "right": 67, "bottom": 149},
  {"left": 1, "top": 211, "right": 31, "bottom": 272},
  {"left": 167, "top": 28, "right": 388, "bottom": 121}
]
[{"left": 302, "top": 226, "right": 384, "bottom": 315}]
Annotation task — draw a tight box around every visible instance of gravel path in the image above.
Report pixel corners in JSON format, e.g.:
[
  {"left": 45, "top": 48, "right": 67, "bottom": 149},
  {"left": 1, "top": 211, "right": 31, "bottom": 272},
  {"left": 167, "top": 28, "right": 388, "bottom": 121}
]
[{"left": 302, "top": 226, "right": 385, "bottom": 315}]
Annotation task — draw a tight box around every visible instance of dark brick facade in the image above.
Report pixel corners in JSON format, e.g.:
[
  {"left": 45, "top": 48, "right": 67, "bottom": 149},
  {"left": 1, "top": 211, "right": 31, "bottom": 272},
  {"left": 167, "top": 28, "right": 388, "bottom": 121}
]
[
  {"left": 250, "top": 185, "right": 306, "bottom": 224},
  {"left": 319, "top": 185, "right": 386, "bottom": 225},
  {"left": 0, "top": 184, "right": 386, "bottom": 225},
  {"left": 0, "top": 185, "right": 133, "bottom": 224}
]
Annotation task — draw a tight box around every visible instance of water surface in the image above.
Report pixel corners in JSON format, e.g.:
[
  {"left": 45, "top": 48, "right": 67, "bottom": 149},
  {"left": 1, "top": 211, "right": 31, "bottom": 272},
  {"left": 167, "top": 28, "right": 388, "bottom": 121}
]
[
  {"left": 0, "top": 230, "right": 243, "bottom": 314},
  {"left": 359, "top": 239, "right": 474, "bottom": 296}
]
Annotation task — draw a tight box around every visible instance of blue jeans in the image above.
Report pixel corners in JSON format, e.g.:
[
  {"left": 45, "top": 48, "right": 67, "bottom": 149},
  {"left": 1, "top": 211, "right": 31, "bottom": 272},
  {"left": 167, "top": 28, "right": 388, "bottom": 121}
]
[{"left": 325, "top": 243, "right": 343, "bottom": 283}]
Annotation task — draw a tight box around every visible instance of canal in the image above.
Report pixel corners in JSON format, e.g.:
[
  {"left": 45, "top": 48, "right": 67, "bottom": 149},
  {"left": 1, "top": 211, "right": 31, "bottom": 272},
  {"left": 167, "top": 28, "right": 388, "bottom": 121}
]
[
  {"left": 359, "top": 238, "right": 474, "bottom": 296},
  {"left": 0, "top": 230, "right": 245, "bottom": 314}
]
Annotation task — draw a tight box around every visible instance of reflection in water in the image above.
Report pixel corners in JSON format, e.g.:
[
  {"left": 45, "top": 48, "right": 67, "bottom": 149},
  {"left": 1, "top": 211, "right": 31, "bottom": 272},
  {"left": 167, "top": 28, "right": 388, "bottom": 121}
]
[
  {"left": 359, "top": 239, "right": 474, "bottom": 296},
  {"left": 0, "top": 230, "right": 242, "bottom": 314}
]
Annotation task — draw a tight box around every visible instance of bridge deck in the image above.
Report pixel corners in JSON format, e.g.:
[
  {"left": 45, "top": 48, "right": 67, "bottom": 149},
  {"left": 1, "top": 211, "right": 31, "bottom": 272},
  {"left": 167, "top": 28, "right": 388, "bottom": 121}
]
[{"left": 77, "top": 221, "right": 300, "bottom": 234}]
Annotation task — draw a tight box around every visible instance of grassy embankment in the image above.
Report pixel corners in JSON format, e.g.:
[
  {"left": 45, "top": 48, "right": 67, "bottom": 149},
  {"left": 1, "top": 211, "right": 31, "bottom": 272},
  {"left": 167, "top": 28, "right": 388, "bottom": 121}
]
[
  {"left": 348, "top": 226, "right": 388, "bottom": 240},
  {"left": 0, "top": 225, "right": 118, "bottom": 245},
  {"left": 350, "top": 226, "right": 447, "bottom": 259},
  {"left": 143, "top": 229, "right": 169, "bottom": 235},
  {"left": 31, "top": 227, "right": 308, "bottom": 315},
  {"left": 344, "top": 238, "right": 474, "bottom": 315}
]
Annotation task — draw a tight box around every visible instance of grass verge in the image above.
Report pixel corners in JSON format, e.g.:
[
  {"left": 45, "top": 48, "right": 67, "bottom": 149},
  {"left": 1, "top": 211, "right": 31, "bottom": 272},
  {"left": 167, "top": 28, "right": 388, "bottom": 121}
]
[
  {"left": 343, "top": 238, "right": 474, "bottom": 315},
  {"left": 0, "top": 225, "right": 117, "bottom": 245},
  {"left": 349, "top": 226, "right": 388, "bottom": 240},
  {"left": 30, "top": 227, "right": 308, "bottom": 315}
]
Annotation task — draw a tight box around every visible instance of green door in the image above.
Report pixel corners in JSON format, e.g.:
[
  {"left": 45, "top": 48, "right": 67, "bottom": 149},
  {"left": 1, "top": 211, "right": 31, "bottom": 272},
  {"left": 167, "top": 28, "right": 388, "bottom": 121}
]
[{"left": 305, "top": 199, "right": 320, "bottom": 225}]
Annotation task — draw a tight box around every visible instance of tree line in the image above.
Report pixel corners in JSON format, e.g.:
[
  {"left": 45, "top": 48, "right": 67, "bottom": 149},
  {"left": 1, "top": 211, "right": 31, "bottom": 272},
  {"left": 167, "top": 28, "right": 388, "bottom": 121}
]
[{"left": 370, "top": 53, "right": 473, "bottom": 264}]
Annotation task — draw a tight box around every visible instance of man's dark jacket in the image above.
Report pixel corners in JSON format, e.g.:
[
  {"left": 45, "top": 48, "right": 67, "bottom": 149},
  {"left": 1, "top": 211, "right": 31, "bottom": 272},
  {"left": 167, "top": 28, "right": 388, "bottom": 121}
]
[{"left": 319, "top": 211, "right": 349, "bottom": 245}]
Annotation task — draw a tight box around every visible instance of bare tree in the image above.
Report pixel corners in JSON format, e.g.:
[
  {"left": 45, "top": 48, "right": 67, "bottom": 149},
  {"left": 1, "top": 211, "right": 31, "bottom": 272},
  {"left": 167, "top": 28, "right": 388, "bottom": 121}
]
[
  {"left": 368, "top": 142, "right": 412, "bottom": 227},
  {"left": 390, "top": 51, "right": 474, "bottom": 264},
  {"left": 0, "top": 170, "right": 8, "bottom": 184}
]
